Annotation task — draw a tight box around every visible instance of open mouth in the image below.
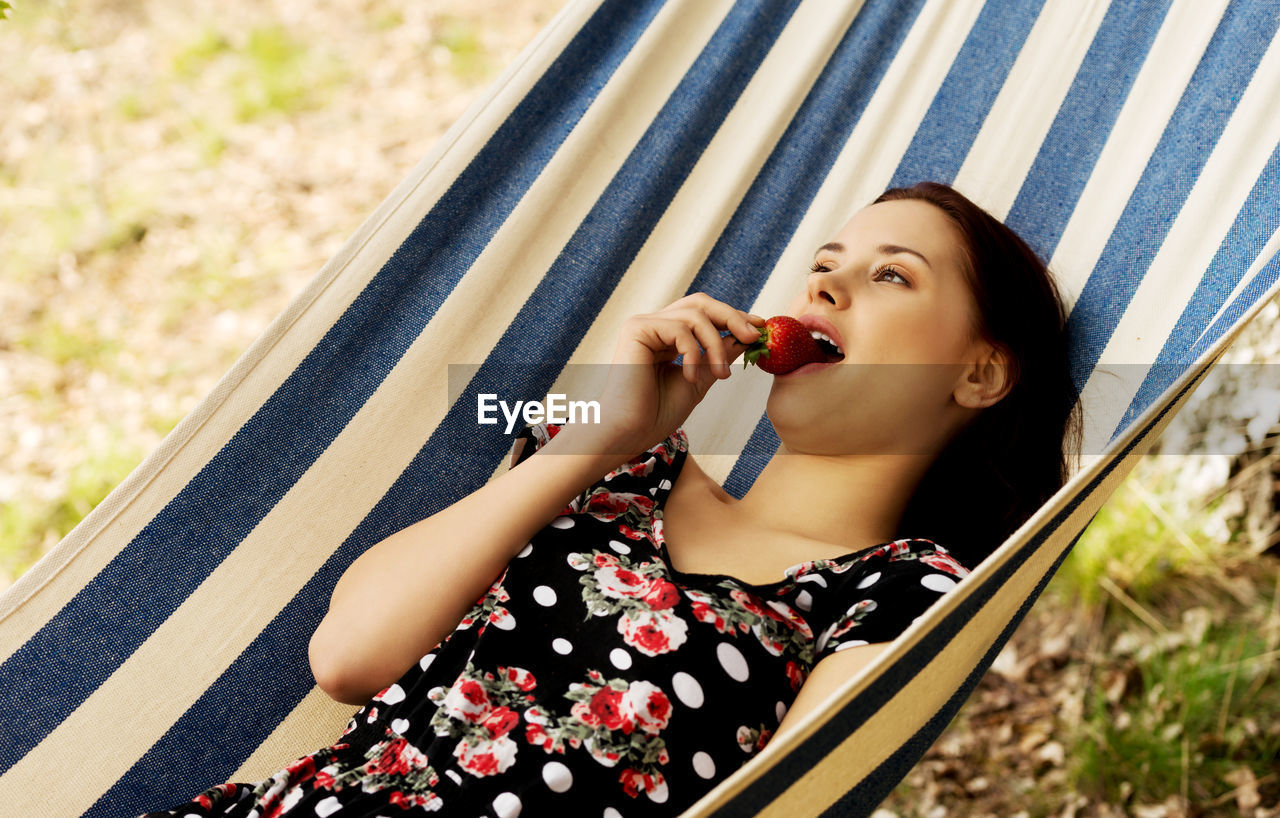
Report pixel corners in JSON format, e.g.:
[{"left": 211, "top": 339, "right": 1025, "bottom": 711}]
[{"left": 809, "top": 330, "right": 845, "bottom": 362}]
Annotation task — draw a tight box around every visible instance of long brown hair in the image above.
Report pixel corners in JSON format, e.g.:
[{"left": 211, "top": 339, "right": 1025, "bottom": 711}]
[{"left": 877, "top": 182, "right": 1082, "bottom": 568}]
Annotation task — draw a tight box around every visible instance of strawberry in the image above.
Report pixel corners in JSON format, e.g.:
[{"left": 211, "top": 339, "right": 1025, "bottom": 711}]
[{"left": 743, "top": 316, "right": 826, "bottom": 375}]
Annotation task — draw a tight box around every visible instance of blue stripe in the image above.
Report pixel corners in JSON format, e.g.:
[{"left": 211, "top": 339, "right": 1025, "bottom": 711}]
[
  {"left": 1065, "top": 0, "right": 1280, "bottom": 392},
  {"left": 92, "top": 1, "right": 817, "bottom": 813},
  {"left": 889, "top": 0, "right": 1046, "bottom": 188},
  {"left": 1115, "top": 143, "right": 1280, "bottom": 436},
  {"left": 1190, "top": 251, "right": 1280, "bottom": 364},
  {"left": 0, "top": 0, "right": 660, "bottom": 782},
  {"left": 1004, "top": 0, "right": 1175, "bottom": 260}
]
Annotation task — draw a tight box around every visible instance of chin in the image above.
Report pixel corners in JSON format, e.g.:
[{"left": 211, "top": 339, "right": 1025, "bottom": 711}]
[{"left": 765, "top": 389, "right": 927, "bottom": 457}]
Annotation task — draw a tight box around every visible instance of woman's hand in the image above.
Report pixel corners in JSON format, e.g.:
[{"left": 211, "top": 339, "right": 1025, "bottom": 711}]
[{"left": 585, "top": 293, "right": 764, "bottom": 457}]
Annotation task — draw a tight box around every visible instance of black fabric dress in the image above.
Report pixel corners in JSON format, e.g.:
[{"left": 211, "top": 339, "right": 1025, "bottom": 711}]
[{"left": 142, "top": 425, "right": 971, "bottom": 818}]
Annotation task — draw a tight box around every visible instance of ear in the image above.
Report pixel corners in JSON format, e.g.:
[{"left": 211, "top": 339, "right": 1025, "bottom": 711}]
[{"left": 953, "top": 343, "right": 1013, "bottom": 409}]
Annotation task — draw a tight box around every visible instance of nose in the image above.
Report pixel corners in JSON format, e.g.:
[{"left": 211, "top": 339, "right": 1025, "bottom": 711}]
[{"left": 807, "top": 271, "right": 847, "bottom": 308}]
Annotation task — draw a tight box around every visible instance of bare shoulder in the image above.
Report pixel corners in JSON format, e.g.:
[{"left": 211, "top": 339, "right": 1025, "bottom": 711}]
[{"left": 774, "top": 643, "right": 892, "bottom": 739}]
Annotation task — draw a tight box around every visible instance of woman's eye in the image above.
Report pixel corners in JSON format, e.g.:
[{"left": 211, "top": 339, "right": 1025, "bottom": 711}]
[
  {"left": 874, "top": 266, "right": 909, "bottom": 286},
  {"left": 809, "top": 262, "right": 832, "bottom": 274}
]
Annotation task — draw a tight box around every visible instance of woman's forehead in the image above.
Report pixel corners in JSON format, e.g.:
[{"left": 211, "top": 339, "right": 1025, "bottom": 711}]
[{"left": 827, "top": 200, "right": 964, "bottom": 269}]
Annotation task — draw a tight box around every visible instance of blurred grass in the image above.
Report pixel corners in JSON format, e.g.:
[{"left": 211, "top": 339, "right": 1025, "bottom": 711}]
[{"left": 1, "top": 0, "right": 565, "bottom": 593}]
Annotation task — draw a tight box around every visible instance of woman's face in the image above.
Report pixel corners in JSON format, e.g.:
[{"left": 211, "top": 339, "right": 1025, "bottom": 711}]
[{"left": 767, "top": 198, "right": 993, "bottom": 456}]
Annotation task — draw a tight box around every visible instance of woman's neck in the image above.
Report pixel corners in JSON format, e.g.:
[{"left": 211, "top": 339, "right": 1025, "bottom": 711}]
[{"left": 734, "top": 446, "right": 935, "bottom": 550}]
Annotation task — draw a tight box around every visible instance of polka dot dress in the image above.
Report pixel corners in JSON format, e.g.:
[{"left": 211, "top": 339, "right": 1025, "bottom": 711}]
[{"left": 141, "top": 425, "right": 971, "bottom": 818}]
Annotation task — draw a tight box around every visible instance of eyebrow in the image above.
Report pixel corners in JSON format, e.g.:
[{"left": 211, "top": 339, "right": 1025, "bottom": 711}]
[{"left": 814, "top": 241, "right": 932, "bottom": 269}]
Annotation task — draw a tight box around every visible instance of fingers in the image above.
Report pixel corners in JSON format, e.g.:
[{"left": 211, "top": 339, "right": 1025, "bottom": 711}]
[
  {"left": 619, "top": 293, "right": 764, "bottom": 383},
  {"left": 653, "top": 294, "right": 763, "bottom": 377}
]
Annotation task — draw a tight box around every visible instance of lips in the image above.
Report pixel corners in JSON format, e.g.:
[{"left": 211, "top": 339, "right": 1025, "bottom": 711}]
[{"left": 795, "top": 314, "right": 846, "bottom": 361}]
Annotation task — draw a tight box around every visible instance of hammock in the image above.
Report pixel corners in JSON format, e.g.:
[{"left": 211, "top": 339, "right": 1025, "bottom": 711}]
[{"left": 2, "top": 0, "right": 1277, "bottom": 815}]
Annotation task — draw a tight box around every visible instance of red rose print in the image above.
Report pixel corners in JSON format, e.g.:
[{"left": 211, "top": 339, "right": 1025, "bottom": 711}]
[
  {"left": 860, "top": 544, "right": 891, "bottom": 562},
  {"left": 367, "top": 736, "right": 412, "bottom": 777},
  {"left": 920, "top": 551, "right": 969, "bottom": 577},
  {"left": 442, "top": 678, "right": 491, "bottom": 724},
  {"left": 588, "top": 687, "right": 632, "bottom": 733},
  {"left": 281, "top": 755, "right": 315, "bottom": 784},
  {"left": 618, "top": 524, "right": 648, "bottom": 541},
  {"left": 596, "top": 566, "right": 649, "bottom": 599},
  {"left": 454, "top": 735, "right": 518, "bottom": 777},
  {"left": 624, "top": 681, "right": 671, "bottom": 735},
  {"left": 503, "top": 666, "right": 537, "bottom": 691},
  {"left": 641, "top": 578, "right": 680, "bottom": 610},
  {"left": 785, "top": 660, "right": 807, "bottom": 691},
  {"left": 730, "top": 588, "right": 770, "bottom": 619},
  {"left": 482, "top": 706, "right": 520, "bottom": 738},
  {"left": 619, "top": 767, "right": 666, "bottom": 798},
  {"left": 618, "top": 611, "right": 688, "bottom": 656}
]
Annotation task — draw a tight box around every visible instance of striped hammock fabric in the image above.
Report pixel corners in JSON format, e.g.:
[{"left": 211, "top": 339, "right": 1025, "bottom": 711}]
[{"left": 2, "top": 0, "right": 1279, "bottom": 815}]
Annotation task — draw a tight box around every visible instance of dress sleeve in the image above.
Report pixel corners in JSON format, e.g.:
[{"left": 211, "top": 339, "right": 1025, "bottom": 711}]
[
  {"left": 811, "top": 540, "right": 971, "bottom": 662},
  {"left": 505, "top": 422, "right": 688, "bottom": 514}
]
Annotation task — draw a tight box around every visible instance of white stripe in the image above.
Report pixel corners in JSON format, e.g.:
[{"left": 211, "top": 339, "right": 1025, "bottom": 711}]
[
  {"left": 1048, "top": 0, "right": 1231, "bottom": 310},
  {"left": 953, "top": 0, "right": 1112, "bottom": 220},
  {"left": 1078, "top": 30, "right": 1280, "bottom": 452}
]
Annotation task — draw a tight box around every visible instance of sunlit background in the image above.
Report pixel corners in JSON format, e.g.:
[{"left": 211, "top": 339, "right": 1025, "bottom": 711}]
[{"left": 2, "top": 1, "right": 1277, "bottom": 814}]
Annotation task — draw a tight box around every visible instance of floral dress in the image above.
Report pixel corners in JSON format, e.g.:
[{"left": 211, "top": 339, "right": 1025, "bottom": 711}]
[{"left": 142, "top": 425, "right": 971, "bottom": 818}]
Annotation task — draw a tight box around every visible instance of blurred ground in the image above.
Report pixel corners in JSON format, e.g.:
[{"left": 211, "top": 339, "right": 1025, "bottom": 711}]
[{"left": 2, "top": 2, "right": 1278, "bottom": 815}]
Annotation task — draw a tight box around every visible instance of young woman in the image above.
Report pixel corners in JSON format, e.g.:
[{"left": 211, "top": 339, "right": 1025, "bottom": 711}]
[{"left": 143, "top": 182, "right": 1079, "bottom": 818}]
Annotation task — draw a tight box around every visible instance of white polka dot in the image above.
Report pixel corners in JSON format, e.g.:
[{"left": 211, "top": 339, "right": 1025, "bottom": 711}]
[
  {"left": 419, "top": 653, "right": 436, "bottom": 671},
  {"left": 542, "top": 761, "right": 573, "bottom": 793},
  {"left": 603, "top": 809, "right": 624, "bottom": 818},
  {"left": 517, "top": 543, "right": 533, "bottom": 558},
  {"left": 775, "top": 701, "right": 788, "bottom": 723},
  {"left": 649, "top": 487, "right": 658, "bottom": 495},
  {"left": 647, "top": 778, "right": 670, "bottom": 803},
  {"left": 376, "top": 683, "right": 406, "bottom": 705},
  {"left": 658, "top": 479, "right": 673, "bottom": 490},
  {"left": 609, "top": 648, "right": 633, "bottom": 669},
  {"left": 716, "top": 642, "right": 750, "bottom": 682},
  {"left": 846, "top": 599, "right": 877, "bottom": 616},
  {"left": 493, "top": 612, "right": 517, "bottom": 631},
  {"left": 533, "top": 585, "right": 557, "bottom": 606},
  {"left": 552, "top": 638, "right": 573, "bottom": 655},
  {"left": 856, "top": 571, "right": 881, "bottom": 589},
  {"left": 608, "top": 539, "right": 631, "bottom": 555},
  {"left": 797, "top": 573, "right": 828, "bottom": 587},
  {"left": 314, "top": 796, "right": 342, "bottom": 817},
  {"left": 445, "top": 769, "right": 462, "bottom": 785},
  {"left": 672, "top": 672, "right": 704, "bottom": 708},
  {"left": 692, "top": 751, "right": 716, "bottom": 779},
  {"left": 493, "top": 791, "right": 522, "bottom": 818},
  {"left": 795, "top": 590, "right": 813, "bottom": 611},
  {"left": 921, "top": 573, "right": 957, "bottom": 593},
  {"left": 834, "top": 640, "right": 870, "bottom": 652},
  {"left": 550, "top": 516, "right": 575, "bottom": 529},
  {"left": 391, "top": 718, "right": 410, "bottom": 734}
]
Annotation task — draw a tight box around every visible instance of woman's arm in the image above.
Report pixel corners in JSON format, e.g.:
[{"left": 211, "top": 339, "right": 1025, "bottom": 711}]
[
  {"left": 308, "top": 424, "right": 630, "bottom": 705},
  {"left": 773, "top": 643, "right": 892, "bottom": 740},
  {"left": 309, "top": 293, "right": 763, "bottom": 705}
]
